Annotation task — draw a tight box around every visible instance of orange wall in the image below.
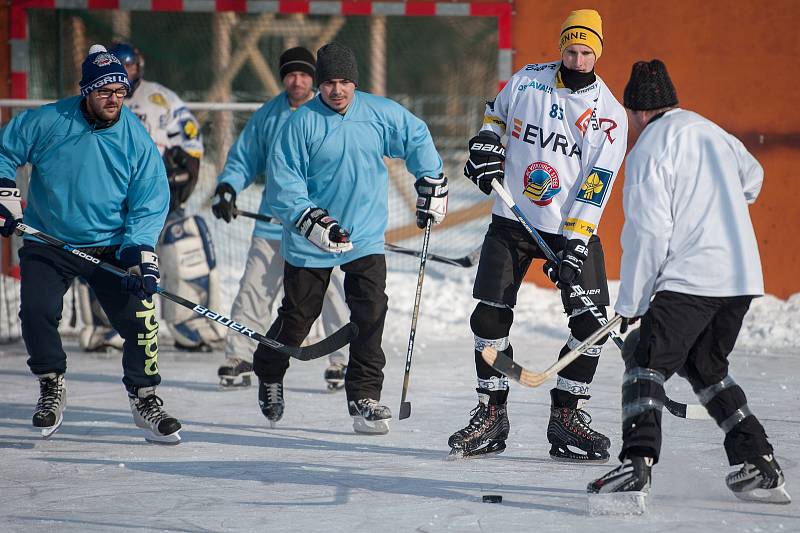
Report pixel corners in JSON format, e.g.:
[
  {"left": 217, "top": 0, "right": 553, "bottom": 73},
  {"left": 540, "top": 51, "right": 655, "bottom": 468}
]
[{"left": 514, "top": 0, "right": 800, "bottom": 299}]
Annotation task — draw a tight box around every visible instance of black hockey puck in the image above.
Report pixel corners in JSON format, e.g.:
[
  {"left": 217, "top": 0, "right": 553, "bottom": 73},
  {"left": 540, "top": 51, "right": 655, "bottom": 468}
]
[{"left": 482, "top": 494, "right": 502, "bottom": 503}]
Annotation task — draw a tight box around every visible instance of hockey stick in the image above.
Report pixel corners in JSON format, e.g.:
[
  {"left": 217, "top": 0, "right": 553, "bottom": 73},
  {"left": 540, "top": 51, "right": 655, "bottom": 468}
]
[
  {"left": 235, "top": 209, "right": 480, "bottom": 268},
  {"left": 488, "top": 181, "right": 708, "bottom": 419},
  {"left": 483, "top": 315, "right": 623, "bottom": 387},
  {"left": 6, "top": 219, "right": 357, "bottom": 361},
  {"left": 384, "top": 243, "right": 481, "bottom": 268},
  {"left": 398, "top": 218, "right": 432, "bottom": 420}
]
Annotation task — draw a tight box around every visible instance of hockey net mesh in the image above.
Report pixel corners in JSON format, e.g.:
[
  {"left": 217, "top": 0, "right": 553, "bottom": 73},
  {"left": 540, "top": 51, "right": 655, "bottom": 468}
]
[{"left": 2, "top": 9, "right": 498, "bottom": 329}]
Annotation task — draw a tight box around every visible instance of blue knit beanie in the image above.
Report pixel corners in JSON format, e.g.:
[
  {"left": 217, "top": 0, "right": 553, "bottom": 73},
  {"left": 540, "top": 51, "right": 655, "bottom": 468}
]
[{"left": 79, "top": 44, "right": 130, "bottom": 97}]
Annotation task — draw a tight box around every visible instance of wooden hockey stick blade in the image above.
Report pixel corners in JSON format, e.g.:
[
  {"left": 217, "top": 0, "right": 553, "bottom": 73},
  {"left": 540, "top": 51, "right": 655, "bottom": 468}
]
[{"left": 482, "top": 315, "right": 623, "bottom": 388}]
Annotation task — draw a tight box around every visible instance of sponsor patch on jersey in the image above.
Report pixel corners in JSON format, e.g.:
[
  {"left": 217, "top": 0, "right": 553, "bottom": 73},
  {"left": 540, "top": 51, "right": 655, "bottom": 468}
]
[
  {"left": 576, "top": 167, "right": 613, "bottom": 207},
  {"left": 511, "top": 118, "right": 523, "bottom": 139},
  {"left": 523, "top": 161, "right": 561, "bottom": 206},
  {"left": 575, "top": 108, "right": 593, "bottom": 135},
  {"left": 149, "top": 93, "right": 169, "bottom": 109},
  {"left": 483, "top": 115, "right": 506, "bottom": 128},
  {"left": 563, "top": 217, "right": 596, "bottom": 237}
]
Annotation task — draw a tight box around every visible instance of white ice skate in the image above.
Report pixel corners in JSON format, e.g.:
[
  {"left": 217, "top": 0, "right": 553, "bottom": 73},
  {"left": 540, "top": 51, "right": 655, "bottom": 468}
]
[
  {"left": 33, "top": 373, "right": 66, "bottom": 439},
  {"left": 129, "top": 387, "right": 182, "bottom": 444},
  {"left": 727, "top": 454, "right": 791, "bottom": 504},
  {"left": 587, "top": 456, "right": 652, "bottom": 516},
  {"left": 218, "top": 357, "right": 254, "bottom": 388}
]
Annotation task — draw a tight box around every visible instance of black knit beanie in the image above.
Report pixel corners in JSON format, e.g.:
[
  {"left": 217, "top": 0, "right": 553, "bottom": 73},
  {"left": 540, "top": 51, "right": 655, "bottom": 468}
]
[
  {"left": 279, "top": 47, "right": 315, "bottom": 80},
  {"left": 315, "top": 42, "right": 359, "bottom": 86},
  {"left": 623, "top": 59, "right": 679, "bottom": 111}
]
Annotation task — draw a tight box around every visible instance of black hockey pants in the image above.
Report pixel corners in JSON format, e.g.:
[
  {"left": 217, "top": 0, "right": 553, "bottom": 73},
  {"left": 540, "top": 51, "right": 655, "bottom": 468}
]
[
  {"left": 19, "top": 241, "right": 161, "bottom": 393},
  {"left": 621, "top": 291, "right": 773, "bottom": 465},
  {"left": 253, "top": 254, "right": 388, "bottom": 403}
]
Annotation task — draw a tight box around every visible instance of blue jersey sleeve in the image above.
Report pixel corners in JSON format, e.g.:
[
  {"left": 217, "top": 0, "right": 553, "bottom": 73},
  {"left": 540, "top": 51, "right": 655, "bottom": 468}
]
[
  {"left": 217, "top": 105, "right": 270, "bottom": 193},
  {"left": 383, "top": 102, "right": 443, "bottom": 179},
  {"left": 123, "top": 142, "right": 170, "bottom": 250},
  {"left": 0, "top": 109, "right": 36, "bottom": 181}
]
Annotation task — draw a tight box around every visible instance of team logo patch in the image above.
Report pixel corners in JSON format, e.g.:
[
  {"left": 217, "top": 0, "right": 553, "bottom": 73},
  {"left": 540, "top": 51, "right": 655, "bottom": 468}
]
[
  {"left": 182, "top": 119, "right": 199, "bottom": 140},
  {"left": 577, "top": 167, "right": 613, "bottom": 207},
  {"left": 93, "top": 53, "right": 121, "bottom": 68},
  {"left": 149, "top": 93, "right": 169, "bottom": 109},
  {"left": 523, "top": 161, "right": 560, "bottom": 206}
]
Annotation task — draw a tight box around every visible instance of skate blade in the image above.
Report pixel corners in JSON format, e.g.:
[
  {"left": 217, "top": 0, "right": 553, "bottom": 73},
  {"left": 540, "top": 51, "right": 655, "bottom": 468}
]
[
  {"left": 38, "top": 414, "right": 64, "bottom": 439},
  {"left": 326, "top": 381, "right": 345, "bottom": 392},
  {"left": 549, "top": 444, "right": 610, "bottom": 464},
  {"left": 445, "top": 441, "right": 507, "bottom": 461},
  {"left": 732, "top": 484, "right": 792, "bottom": 504},
  {"left": 218, "top": 374, "right": 253, "bottom": 389},
  {"left": 588, "top": 491, "right": 649, "bottom": 516},
  {"left": 143, "top": 429, "right": 181, "bottom": 445},
  {"left": 352, "top": 416, "right": 389, "bottom": 435}
]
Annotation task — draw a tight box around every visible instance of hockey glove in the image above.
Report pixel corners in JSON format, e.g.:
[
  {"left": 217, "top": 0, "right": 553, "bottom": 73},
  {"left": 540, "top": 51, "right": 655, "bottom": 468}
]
[
  {"left": 542, "top": 239, "right": 589, "bottom": 288},
  {"left": 211, "top": 183, "right": 237, "bottom": 223},
  {"left": 414, "top": 174, "right": 448, "bottom": 229},
  {"left": 295, "top": 207, "right": 353, "bottom": 254},
  {"left": 120, "top": 245, "right": 160, "bottom": 301},
  {"left": 463, "top": 131, "right": 505, "bottom": 195},
  {"left": 618, "top": 315, "right": 640, "bottom": 334},
  {"left": 163, "top": 146, "right": 201, "bottom": 212},
  {"left": 0, "top": 178, "right": 23, "bottom": 238}
]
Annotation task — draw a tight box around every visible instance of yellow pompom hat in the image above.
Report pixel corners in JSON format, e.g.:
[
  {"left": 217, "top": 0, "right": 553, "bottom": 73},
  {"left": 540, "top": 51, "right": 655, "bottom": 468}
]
[{"left": 559, "top": 9, "right": 603, "bottom": 59}]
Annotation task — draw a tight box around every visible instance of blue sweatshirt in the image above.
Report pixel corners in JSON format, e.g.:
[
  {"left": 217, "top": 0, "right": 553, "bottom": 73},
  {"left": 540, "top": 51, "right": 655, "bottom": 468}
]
[
  {"left": 0, "top": 96, "right": 168, "bottom": 252},
  {"left": 267, "top": 91, "right": 443, "bottom": 267},
  {"left": 216, "top": 92, "right": 297, "bottom": 241}
]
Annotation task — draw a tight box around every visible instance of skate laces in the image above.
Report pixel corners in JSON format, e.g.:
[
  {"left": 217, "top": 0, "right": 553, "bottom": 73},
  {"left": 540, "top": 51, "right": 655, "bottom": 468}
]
[
  {"left": 264, "top": 382, "right": 284, "bottom": 405},
  {"left": 571, "top": 408, "right": 597, "bottom": 436},
  {"left": 37, "top": 376, "right": 64, "bottom": 412},
  {"left": 135, "top": 393, "right": 170, "bottom": 424}
]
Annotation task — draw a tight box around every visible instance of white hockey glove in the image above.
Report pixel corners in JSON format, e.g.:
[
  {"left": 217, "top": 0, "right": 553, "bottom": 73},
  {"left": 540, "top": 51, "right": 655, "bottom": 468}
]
[
  {"left": 120, "top": 245, "right": 161, "bottom": 301},
  {"left": 295, "top": 207, "right": 353, "bottom": 254},
  {"left": 464, "top": 131, "right": 505, "bottom": 195},
  {"left": 414, "top": 174, "right": 448, "bottom": 229},
  {"left": 0, "top": 178, "right": 23, "bottom": 237}
]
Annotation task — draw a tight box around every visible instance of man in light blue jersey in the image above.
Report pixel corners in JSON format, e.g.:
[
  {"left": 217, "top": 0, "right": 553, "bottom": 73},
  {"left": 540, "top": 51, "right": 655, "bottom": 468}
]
[
  {"left": 0, "top": 45, "right": 181, "bottom": 444},
  {"left": 255, "top": 42, "right": 447, "bottom": 434},
  {"left": 211, "top": 47, "right": 350, "bottom": 391}
]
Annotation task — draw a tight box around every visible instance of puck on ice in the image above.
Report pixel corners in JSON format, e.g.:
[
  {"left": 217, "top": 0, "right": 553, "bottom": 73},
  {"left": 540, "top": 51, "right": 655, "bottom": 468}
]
[{"left": 482, "top": 494, "right": 502, "bottom": 503}]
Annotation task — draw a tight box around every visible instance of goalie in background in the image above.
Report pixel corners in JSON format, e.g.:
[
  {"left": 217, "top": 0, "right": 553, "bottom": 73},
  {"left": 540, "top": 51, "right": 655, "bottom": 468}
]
[
  {"left": 588, "top": 60, "right": 789, "bottom": 513},
  {"left": 211, "top": 47, "right": 349, "bottom": 390},
  {"left": 77, "top": 42, "right": 223, "bottom": 353}
]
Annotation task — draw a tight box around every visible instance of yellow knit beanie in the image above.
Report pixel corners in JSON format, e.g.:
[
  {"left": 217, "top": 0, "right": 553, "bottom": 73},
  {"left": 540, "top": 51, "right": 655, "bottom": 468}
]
[{"left": 559, "top": 9, "right": 603, "bottom": 59}]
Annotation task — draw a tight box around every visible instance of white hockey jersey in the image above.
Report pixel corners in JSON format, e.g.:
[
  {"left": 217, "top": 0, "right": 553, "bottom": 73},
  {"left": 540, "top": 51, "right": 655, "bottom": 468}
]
[
  {"left": 615, "top": 108, "right": 764, "bottom": 318},
  {"left": 481, "top": 62, "right": 628, "bottom": 243},
  {"left": 124, "top": 79, "right": 203, "bottom": 158}
]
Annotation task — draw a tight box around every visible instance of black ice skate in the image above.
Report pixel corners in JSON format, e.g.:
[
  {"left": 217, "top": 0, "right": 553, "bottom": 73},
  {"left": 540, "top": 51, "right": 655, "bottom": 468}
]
[
  {"left": 218, "top": 358, "right": 254, "bottom": 388},
  {"left": 726, "top": 454, "right": 791, "bottom": 504},
  {"left": 447, "top": 401, "right": 509, "bottom": 460},
  {"left": 33, "top": 373, "right": 66, "bottom": 438},
  {"left": 128, "top": 387, "right": 182, "bottom": 444},
  {"left": 258, "top": 381, "right": 285, "bottom": 428},
  {"left": 547, "top": 406, "right": 611, "bottom": 463},
  {"left": 348, "top": 398, "right": 391, "bottom": 435},
  {"left": 324, "top": 362, "right": 346, "bottom": 391},
  {"left": 587, "top": 455, "right": 653, "bottom": 515}
]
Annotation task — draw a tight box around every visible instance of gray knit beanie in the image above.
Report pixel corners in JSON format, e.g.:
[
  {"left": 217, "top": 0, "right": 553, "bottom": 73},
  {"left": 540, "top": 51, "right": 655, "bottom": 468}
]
[{"left": 315, "top": 42, "right": 359, "bottom": 86}]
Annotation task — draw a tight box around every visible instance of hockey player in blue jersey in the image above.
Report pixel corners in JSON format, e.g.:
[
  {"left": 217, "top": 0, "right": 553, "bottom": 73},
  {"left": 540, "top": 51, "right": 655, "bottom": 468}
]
[
  {"left": 0, "top": 45, "right": 181, "bottom": 444},
  {"left": 72, "top": 42, "right": 223, "bottom": 354},
  {"left": 257, "top": 42, "right": 447, "bottom": 434},
  {"left": 211, "top": 47, "right": 350, "bottom": 390}
]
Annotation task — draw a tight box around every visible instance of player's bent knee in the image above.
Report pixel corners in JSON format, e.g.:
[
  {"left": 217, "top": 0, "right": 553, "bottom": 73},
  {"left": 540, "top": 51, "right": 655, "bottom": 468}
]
[{"left": 470, "top": 301, "right": 513, "bottom": 339}]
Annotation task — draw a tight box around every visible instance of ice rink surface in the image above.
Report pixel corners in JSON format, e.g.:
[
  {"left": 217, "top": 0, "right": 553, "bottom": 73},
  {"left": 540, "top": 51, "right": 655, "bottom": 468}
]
[{"left": 0, "top": 272, "right": 797, "bottom": 532}]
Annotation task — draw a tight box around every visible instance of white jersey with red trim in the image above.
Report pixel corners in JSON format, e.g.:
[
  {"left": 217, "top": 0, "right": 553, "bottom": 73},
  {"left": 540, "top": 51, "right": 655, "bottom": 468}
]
[
  {"left": 480, "top": 61, "right": 627, "bottom": 242},
  {"left": 124, "top": 79, "right": 203, "bottom": 158}
]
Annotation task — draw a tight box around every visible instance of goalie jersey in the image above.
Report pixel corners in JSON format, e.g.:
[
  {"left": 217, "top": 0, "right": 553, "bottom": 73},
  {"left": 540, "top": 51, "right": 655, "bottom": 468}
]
[{"left": 481, "top": 62, "right": 627, "bottom": 243}]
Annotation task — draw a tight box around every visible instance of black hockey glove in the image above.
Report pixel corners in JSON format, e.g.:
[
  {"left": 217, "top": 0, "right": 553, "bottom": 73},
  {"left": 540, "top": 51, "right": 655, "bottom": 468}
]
[
  {"left": 542, "top": 239, "right": 589, "bottom": 288},
  {"left": 163, "top": 146, "right": 201, "bottom": 212},
  {"left": 414, "top": 174, "right": 448, "bottom": 229},
  {"left": 0, "top": 177, "right": 23, "bottom": 238},
  {"left": 618, "top": 315, "right": 640, "bottom": 334},
  {"left": 211, "top": 183, "right": 237, "bottom": 223},
  {"left": 295, "top": 207, "right": 353, "bottom": 254},
  {"left": 463, "top": 131, "right": 505, "bottom": 195},
  {"left": 120, "top": 245, "right": 160, "bottom": 301}
]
